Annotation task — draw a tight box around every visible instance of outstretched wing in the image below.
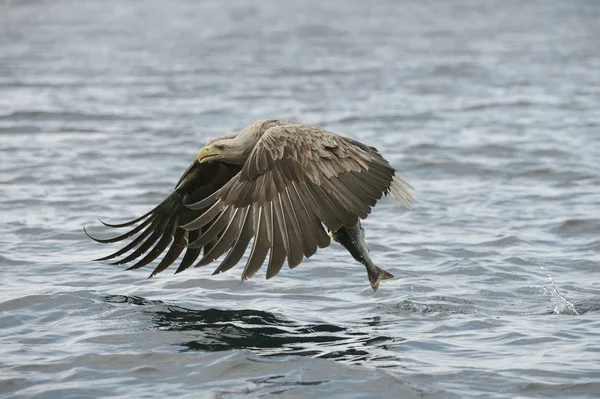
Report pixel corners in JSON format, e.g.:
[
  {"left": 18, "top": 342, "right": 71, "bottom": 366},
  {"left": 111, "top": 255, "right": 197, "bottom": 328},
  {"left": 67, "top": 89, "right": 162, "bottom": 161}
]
[
  {"left": 183, "top": 123, "right": 413, "bottom": 280},
  {"left": 86, "top": 160, "right": 241, "bottom": 277}
]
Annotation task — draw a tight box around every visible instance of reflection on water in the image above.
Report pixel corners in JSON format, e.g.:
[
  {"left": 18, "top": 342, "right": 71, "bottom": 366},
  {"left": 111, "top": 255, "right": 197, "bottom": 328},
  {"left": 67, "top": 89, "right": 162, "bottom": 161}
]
[{"left": 104, "top": 295, "right": 401, "bottom": 364}]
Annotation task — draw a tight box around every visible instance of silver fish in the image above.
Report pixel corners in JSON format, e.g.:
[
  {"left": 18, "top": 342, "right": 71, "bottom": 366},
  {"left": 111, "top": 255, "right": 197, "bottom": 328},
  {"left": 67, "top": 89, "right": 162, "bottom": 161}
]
[{"left": 333, "top": 221, "right": 394, "bottom": 292}]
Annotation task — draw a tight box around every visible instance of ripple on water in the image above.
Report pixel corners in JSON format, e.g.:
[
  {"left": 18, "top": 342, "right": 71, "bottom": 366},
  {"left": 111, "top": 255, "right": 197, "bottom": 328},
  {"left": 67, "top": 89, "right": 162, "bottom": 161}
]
[{"left": 100, "top": 295, "right": 398, "bottom": 364}]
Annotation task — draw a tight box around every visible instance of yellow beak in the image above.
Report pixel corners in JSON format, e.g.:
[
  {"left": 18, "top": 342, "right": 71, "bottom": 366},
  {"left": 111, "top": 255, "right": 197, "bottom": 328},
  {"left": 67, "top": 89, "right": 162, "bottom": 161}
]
[{"left": 197, "top": 146, "right": 217, "bottom": 163}]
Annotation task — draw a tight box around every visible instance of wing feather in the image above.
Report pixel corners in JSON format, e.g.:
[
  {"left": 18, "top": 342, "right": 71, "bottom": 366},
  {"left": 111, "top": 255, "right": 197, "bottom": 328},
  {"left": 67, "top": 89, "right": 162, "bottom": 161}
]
[
  {"left": 112, "top": 229, "right": 162, "bottom": 266},
  {"left": 266, "top": 202, "right": 287, "bottom": 279},
  {"left": 90, "top": 217, "right": 157, "bottom": 261},
  {"left": 212, "top": 207, "right": 253, "bottom": 275},
  {"left": 241, "top": 206, "right": 270, "bottom": 279},
  {"left": 125, "top": 217, "right": 177, "bottom": 271},
  {"left": 87, "top": 160, "right": 242, "bottom": 275},
  {"left": 286, "top": 182, "right": 318, "bottom": 257},
  {"left": 195, "top": 207, "right": 242, "bottom": 267},
  {"left": 149, "top": 226, "right": 186, "bottom": 277},
  {"left": 84, "top": 215, "right": 154, "bottom": 244},
  {"left": 180, "top": 201, "right": 224, "bottom": 231},
  {"left": 272, "top": 193, "right": 291, "bottom": 262},
  {"left": 187, "top": 206, "right": 232, "bottom": 249},
  {"left": 280, "top": 189, "right": 304, "bottom": 268},
  {"left": 97, "top": 206, "right": 157, "bottom": 228},
  {"left": 175, "top": 230, "right": 201, "bottom": 274}
]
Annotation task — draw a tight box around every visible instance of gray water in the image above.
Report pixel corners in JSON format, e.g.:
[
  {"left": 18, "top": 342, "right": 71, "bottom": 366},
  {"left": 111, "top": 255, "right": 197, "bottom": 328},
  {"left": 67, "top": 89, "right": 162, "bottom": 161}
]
[{"left": 1, "top": 0, "right": 599, "bottom": 398}]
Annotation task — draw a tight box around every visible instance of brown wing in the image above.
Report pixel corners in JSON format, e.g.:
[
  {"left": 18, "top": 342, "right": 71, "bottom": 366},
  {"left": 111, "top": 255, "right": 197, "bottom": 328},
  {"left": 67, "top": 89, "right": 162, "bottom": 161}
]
[
  {"left": 182, "top": 123, "right": 413, "bottom": 280},
  {"left": 85, "top": 160, "right": 241, "bottom": 277}
]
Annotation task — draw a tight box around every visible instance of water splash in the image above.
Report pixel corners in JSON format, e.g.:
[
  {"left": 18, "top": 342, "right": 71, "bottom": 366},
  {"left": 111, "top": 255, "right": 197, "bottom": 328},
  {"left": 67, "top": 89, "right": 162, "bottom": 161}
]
[
  {"left": 549, "top": 279, "right": 579, "bottom": 316},
  {"left": 538, "top": 266, "right": 579, "bottom": 315}
]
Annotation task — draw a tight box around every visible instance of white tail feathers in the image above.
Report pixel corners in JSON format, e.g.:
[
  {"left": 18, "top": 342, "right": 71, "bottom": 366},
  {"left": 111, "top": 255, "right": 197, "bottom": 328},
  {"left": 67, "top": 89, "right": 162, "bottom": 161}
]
[{"left": 387, "top": 172, "right": 414, "bottom": 208}]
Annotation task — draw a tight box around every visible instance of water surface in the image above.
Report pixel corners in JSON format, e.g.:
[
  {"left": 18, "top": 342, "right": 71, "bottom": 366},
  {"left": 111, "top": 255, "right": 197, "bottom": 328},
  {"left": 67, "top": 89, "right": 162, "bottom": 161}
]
[{"left": 1, "top": 0, "right": 599, "bottom": 398}]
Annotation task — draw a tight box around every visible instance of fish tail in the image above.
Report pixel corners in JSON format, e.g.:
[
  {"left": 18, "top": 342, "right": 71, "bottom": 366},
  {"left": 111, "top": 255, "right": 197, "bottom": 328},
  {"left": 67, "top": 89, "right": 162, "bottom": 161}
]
[{"left": 367, "top": 264, "right": 394, "bottom": 292}]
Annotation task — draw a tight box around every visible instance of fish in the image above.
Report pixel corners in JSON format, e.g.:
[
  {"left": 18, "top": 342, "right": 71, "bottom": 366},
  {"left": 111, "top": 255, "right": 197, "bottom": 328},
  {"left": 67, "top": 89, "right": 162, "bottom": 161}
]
[{"left": 332, "top": 221, "right": 394, "bottom": 292}]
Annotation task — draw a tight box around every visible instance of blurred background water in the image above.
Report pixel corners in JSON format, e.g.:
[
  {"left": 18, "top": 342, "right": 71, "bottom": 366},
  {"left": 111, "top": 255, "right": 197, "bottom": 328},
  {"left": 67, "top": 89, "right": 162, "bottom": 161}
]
[{"left": 1, "top": 0, "right": 599, "bottom": 398}]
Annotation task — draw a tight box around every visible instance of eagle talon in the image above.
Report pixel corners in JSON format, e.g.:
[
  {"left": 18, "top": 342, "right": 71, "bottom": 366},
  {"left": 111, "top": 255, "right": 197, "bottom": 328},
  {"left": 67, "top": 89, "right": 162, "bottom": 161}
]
[{"left": 331, "top": 231, "right": 338, "bottom": 242}]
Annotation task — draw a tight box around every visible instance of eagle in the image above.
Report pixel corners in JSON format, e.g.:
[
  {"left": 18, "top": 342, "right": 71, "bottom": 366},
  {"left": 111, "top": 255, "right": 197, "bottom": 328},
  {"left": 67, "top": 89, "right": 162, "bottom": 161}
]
[{"left": 86, "top": 119, "right": 413, "bottom": 291}]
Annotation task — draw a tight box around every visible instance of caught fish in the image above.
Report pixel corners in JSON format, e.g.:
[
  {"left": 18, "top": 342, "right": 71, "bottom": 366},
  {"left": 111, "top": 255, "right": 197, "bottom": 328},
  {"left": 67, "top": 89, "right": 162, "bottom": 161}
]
[{"left": 332, "top": 221, "right": 394, "bottom": 292}]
